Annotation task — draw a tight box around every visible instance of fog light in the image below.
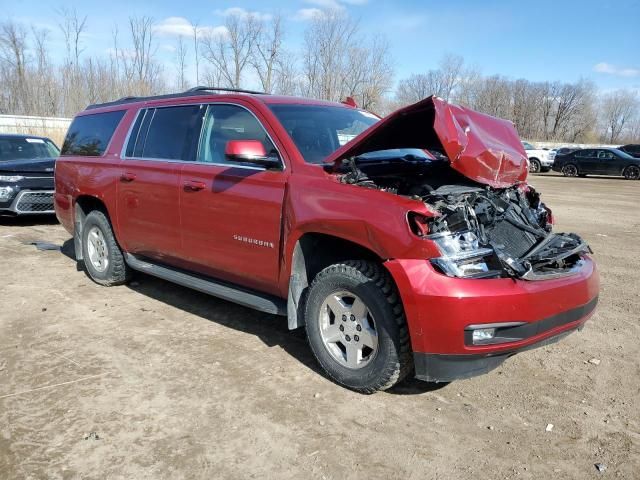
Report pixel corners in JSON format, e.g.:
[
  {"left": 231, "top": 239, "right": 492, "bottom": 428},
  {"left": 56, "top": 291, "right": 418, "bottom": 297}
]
[
  {"left": 0, "top": 186, "right": 15, "bottom": 201},
  {"left": 472, "top": 328, "right": 496, "bottom": 344}
]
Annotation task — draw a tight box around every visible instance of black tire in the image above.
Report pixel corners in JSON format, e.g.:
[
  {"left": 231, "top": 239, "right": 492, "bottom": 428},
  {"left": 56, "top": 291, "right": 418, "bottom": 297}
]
[
  {"left": 304, "top": 260, "right": 412, "bottom": 393},
  {"left": 529, "top": 158, "right": 541, "bottom": 173},
  {"left": 623, "top": 165, "right": 640, "bottom": 180},
  {"left": 541, "top": 167, "right": 551, "bottom": 173},
  {"left": 81, "top": 210, "right": 131, "bottom": 286},
  {"left": 562, "top": 163, "right": 578, "bottom": 177}
]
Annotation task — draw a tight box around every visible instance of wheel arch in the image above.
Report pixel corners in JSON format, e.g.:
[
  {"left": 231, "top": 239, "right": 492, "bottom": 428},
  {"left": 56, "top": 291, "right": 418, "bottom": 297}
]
[
  {"left": 73, "top": 195, "right": 112, "bottom": 261},
  {"left": 286, "top": 232, "right": 385, "bottom": 330}
]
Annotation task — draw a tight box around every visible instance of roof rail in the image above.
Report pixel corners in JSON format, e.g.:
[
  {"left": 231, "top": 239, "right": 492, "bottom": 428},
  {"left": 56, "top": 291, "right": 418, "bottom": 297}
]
[
  {"left": 86, "top": 86, "right": 268, "bottom": 110},
  {"left": 185, "top": 86, "right": 269, "bottom": 95}
]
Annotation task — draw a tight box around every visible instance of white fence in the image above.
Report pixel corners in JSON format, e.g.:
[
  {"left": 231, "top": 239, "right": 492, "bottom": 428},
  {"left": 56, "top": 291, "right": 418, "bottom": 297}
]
[
  {"left": 524, "top": 140, "right": 620, "bottom": 150},
  {"left": 0, "top": 114, "right": 72, "bottom": 147}
]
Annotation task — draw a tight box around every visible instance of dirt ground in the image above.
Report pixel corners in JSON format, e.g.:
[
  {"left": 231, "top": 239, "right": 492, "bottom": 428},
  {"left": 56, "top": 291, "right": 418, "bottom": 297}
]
[{"left": 0, "top": 174, "right": 638, "bottom": 480}]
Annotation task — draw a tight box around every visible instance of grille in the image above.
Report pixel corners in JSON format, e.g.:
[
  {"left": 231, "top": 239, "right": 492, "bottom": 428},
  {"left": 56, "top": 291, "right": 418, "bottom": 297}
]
[{"left": 15, "top": 191, "right": 55, "bottom": 213}]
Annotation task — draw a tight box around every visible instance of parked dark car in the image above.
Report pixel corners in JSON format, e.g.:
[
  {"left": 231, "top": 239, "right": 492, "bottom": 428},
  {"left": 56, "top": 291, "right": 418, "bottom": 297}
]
[
  {"left": 619, "top": 144, "right": 640, "bottom": 158},
  {"left": 0, "top": 134, "right": 59, "bottom": 215},
  {"left": 552, "top": 147, "right": 640, "bottom": 179}
]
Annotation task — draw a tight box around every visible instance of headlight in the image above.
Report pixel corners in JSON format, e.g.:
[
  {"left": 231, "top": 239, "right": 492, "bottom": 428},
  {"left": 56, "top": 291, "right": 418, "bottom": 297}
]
[
  {"left": 0, "top": 175, "right": 24, "bottom": 182},
  {"left": 0, "top": 186, "right": 15, "bottom": 201},
  {"left": 429, "top": 231, "right": 494, "bottom": 278}
]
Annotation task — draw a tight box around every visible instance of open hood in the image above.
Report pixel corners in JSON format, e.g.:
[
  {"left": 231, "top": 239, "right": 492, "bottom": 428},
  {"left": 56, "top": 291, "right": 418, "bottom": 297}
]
[{"left": 325, "top": 96, "right": 528, "bottom": 188}]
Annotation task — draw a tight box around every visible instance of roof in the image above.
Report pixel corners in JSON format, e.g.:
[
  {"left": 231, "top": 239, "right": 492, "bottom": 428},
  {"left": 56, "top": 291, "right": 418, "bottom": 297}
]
[{"left": 85, "top": 86, "right": 349, "bottom": 112}]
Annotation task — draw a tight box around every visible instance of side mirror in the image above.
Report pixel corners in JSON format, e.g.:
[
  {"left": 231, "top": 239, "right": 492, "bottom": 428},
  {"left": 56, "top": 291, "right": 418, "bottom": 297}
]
[{"left": 224, "top": 140, "right": 280, "bottom": 169}]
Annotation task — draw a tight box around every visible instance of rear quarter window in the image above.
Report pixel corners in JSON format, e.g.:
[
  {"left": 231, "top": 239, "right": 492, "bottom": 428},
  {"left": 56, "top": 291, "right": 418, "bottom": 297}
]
[{"left": 61, "top": 110, "right": 126, "bottom": 156}]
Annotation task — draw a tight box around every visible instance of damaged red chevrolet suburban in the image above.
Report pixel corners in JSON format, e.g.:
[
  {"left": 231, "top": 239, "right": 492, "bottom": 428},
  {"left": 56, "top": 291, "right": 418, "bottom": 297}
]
[{"left": 54, "top": 88, "right": 599, "bottom": 393}]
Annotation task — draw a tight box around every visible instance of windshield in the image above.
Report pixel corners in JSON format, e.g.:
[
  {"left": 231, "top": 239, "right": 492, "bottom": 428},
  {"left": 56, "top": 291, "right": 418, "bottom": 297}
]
[
  {"left": 522, "top": 142, "right": 535, "bottom": 150},
  {"left": 0, "top": 136, "right": 59, "bottom": 162},
  {"left": 268, "top": 104, "right": 378, "bottom": 164}
]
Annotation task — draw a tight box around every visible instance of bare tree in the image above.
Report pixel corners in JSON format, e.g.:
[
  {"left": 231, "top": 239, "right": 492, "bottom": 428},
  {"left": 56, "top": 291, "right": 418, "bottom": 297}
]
[
  {"left": 343, "top": 37, "right": 393, "bottom": 110},
  {"left": 250, "top": 14, "right": 284, "bottom": 93},
  {"left": 302, "top": 10, "right": 358, "bottom": 101},
  {"left": 175, "top": 36, "right": 188, "bottom": 90},
  {"left": 57, "top": 7, "right": 87, "bottom": 67},
  {"left": 301, "top": 10, "right": 391, "bottom": 109},
  {"left": 396, "top": 54, "right": 465, "bottom": 104},
  {"left": 396, "top": 73, "right": 436, "bottom": 104},
  {"left": 200, "top": 12, "right": 261, "bottom": 88},
  {"left": 600, "top": 90, "right": 640, "bottom": 143},
  {"left": 113, "top": 16, "right": 164, "bottom": 96},
  {"left": 0, "top": 22, "right": 29, "bottom": 114},
  {"left": 192, "top": 22, "right": 200, "bottom": 85}
]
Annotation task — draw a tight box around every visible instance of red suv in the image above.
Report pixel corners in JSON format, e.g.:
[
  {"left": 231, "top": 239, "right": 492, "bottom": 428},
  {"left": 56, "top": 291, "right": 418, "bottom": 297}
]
[{"left": 55, "top": 87, "right": 599, "bottom": 393}]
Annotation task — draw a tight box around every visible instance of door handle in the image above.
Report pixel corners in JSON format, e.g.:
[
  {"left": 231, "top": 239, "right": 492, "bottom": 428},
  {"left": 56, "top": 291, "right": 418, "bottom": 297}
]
[
  {"left": 120, "top": 172, "right": 136, "bottom": 182},
  {"left": 183, "top": 180, "right": 206, "bottom": 192}
]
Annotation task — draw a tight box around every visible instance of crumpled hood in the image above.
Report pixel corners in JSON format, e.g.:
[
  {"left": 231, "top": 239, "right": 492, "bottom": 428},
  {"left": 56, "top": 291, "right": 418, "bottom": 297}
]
[
  {"left": 325, "top": 96, "right": 528, "bottom": 188},
  {"left": 0, "top": 157, "right": 56, "bottom": 174}
]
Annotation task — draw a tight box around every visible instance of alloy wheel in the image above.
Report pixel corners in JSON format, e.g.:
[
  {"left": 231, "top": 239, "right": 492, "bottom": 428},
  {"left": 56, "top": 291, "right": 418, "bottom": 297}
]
[
  {"left": 87, "top": 226, "right": 109, "bottom": 272},
  {"left": 529, "top": 159, "right": 541, "bottom": 173},
  {"left": 625, "top": 165, "right": 640, "bottom": 180},
  {"left": 318, "top": 291, "right": 378, "bottom": 369},
  {"left": 562, "top": 164, "right": 578, "bottom": 177}
]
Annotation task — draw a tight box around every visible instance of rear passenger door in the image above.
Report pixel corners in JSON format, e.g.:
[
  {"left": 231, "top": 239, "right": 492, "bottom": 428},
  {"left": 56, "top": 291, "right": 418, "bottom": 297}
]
[
  {"left": 576, "top": 149, "right": 597, "bottom": 173},
  {"left": 179, "top": 103, "right": 287, "bottom": 295},
  {"left": 118, "top": 104, "right": 203, "bottom": 263}
]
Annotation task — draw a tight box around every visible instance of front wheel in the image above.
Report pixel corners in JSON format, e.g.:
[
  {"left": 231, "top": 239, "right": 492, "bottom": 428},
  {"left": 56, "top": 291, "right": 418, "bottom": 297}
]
[
  {"left": 304, "top": 261, "right": 412, "bottom": 393},
  {"left": 562, "top": 163, "right": 578, "bottom": 177},
  {"left": 623, "top": 165, "right": 640, "bottom": 180},
  {"left": 81, "top": 210, "right": 131, "bottom": 286},
  {"left": 529, "top": 158, "right": 541, "bottom": 173}
]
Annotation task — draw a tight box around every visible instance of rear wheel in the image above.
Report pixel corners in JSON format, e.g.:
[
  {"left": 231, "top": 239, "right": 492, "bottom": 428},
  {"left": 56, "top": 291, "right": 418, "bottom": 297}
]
[
  {"left": 81, "top": 210, "right": 131, "bottom": 286},
  {"left": 623, "top": 165, "right": 640, "bottom": 180},
  {"left": 529, "top": 158, "right": 541, "bottom": 173},
  {"left": 562, "top": 163, "right": 578, "bottom": 177},
  {"left": 304, "top": 261, "right": 412, "bottom": 393}
]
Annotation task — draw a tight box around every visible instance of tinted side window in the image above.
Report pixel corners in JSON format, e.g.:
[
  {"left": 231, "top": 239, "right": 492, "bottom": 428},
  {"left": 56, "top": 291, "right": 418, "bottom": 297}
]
[
  {"left": 598, "top": 150, "right": 614, "bottom": 159},
  {"left": 576, "top": 149, "right": 594, "bottom": 158},
  {"left": 198, "top": 104, "right": 277, "bottom": 165},
  {"left": 62, "top": 110, "right": 126, "bottom": 156},
  {"left": 132, "top": 105, "right": 202, "bottom": 161}
]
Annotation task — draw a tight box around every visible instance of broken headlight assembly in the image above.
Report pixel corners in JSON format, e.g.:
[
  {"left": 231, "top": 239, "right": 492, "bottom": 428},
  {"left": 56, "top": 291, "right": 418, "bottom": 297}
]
[{"left": 428, "top": 231, "right": 495, "bottom": 278}]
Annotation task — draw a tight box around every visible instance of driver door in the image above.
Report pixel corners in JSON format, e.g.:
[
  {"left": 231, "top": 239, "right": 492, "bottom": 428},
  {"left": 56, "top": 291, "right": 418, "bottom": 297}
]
[{"left": 178, "top": 103, "right": 287, "bottom": 296}]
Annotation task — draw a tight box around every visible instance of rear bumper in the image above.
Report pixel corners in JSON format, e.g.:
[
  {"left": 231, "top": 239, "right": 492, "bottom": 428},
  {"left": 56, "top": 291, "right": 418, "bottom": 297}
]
[{"left": 385, "top": 256, "right": 599, "bottom": 379}]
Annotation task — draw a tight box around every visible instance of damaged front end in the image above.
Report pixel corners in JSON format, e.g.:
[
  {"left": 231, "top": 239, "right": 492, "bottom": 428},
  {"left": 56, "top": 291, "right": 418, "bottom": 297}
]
[
  {"left": 338, "top": 151, "right": 591, "bottom": 280},
  {"left": 421, "top": 182, "right": 590, "bottom": 280},
  {"left": 326, "top": 96, "right": 591, "bottom": 281}
]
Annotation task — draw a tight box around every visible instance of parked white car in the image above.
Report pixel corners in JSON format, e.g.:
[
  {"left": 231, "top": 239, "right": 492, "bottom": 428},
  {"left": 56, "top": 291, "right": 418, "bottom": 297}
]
[{"left": 522, "top": 142, "right": 556, "bottom": 173}]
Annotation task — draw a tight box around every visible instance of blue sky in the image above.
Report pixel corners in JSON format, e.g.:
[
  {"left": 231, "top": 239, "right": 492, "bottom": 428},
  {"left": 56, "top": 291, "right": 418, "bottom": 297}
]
[{"left": 3, "top": 0, "right": 639, "bottom": 91}]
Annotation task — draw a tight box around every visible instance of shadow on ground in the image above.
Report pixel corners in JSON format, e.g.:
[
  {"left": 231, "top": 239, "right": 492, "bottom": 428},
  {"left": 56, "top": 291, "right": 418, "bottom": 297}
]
[
  {"left": 53, "top": 238, "right": 446, "bottom": 395},
  {"left": 0, "top": 214, "right": 59, "bottom": 226}
]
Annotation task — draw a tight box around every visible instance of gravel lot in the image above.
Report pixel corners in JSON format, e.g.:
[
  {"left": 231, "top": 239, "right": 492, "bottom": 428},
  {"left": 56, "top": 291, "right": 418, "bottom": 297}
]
[{"left": 1, "top": 174, "right": 638, "bottom": 480}]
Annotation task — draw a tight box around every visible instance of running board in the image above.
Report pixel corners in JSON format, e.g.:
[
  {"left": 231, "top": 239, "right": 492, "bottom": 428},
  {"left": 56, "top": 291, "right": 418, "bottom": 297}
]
[{"left": 125, "top": 253, "right": 286, "bottom": 316}]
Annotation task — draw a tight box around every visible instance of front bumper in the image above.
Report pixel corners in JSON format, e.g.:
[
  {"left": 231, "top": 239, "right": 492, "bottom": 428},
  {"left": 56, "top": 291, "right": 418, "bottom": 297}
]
[
  {"left": 0, "top": 189, "right": 55, "bottom": 215},
  {"left": 385, "top": 256, "right": 599, "bottom": 381}
]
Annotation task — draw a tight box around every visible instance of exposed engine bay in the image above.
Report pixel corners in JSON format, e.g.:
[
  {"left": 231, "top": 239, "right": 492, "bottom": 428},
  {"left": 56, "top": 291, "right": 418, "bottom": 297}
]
[{"left": 337, "top": 150, "right": 591, "bottom": 280}]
